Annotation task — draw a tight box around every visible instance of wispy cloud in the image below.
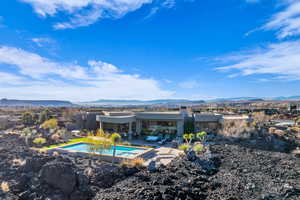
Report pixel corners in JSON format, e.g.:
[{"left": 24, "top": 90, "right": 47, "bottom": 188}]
[
  {"left": 179, "top": 80, "right": 200, "bottom": 89},
  {"left": 31, "top": 37, "right": 55, "bottom": 47},
  {"left": 0, "top": 72, "right": 26, "bottom": 84},
  {"left": 0, "top": 46, "right": 173, "bottom": 101},
  {"left": 216, "top": 40, "right": 300, "bottom": 81},
  {"left": 20, "top": 0, "right": 154, "bottom": 29},
  {"left": 20, "top": 0, "right": 188, "bottom": 29},
  {"left": 263, "top": 0, "right": 300, "bottom": 39}
]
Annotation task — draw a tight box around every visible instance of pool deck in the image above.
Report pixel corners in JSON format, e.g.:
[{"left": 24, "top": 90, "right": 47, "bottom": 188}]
[{"left": 45, "top": 139, "right": 182, "bottom": 166}]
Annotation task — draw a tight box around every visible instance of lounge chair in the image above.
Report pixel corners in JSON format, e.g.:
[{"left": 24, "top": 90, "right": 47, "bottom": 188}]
[{"left": 145, "top": 136, "right": 161, "bottom": 142}]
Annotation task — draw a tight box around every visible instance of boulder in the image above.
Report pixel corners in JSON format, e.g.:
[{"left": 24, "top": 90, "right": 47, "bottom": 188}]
[
  {"left": 148, "top": 161, "right": 157, "bottom": 173},
  {"left": 21, "top": 156, "right": 53, "bottom": 172},
  {"left": 186, "top": 150, "right": 197, "bottom": 161},
  {"left": 40, "top": 161, "right": 76, "bottom": 195}
]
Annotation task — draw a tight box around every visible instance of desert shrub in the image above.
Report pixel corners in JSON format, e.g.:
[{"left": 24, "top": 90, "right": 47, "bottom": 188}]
[
  {"left": 50, "top": 134, "right": 60, "bottom": 142},
  {"left": 121, "top": 158, "right": 145, "bottom": 168},
  {"left": 179, "top": 144, "right": 191, "bottom": 152},
  {"left": 52, "top": 151, "right": 60, "bottom": 156},
  {"left": 11, "top": 158, "right": 25, "bottom": 166},
  {"left": 56, "top": 129, "right": 66, "bottom": 137},
  {"left": 22, "top": 112, "right": 34, "bottom": 125},
  {"left": 87, "top": 131, "right": 94, "bottom": 137},
  {"left": 33, "top": 137, "right": 47, "bottom": 145},
  {"left": 193, "top": 144, "right": 203, "bottom": 153},
  {"left": 39, "top": 109, "right": 51, "bottom": 123},
  {"left": 290, "top": 126, "right": 300, "bottom": 133},
  {"left": 122, "top": 141, "right": 131, "bottom": 146},
  {"left": 220, "top": 119, "right": 253, "bottom": 139},
  {"left": 41, "top": 119, "right": 58, "bottom": 130},
  {"left": 96, "top": 129, "right": 108, "bottom": 138},
  {"left": 1, "top": 181, "right": 10, "bottom": 192}
]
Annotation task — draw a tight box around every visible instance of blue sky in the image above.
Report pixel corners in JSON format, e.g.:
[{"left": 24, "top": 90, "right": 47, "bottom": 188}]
[{"left": 0, "top": 0, "right": 300, "bottom": 101}]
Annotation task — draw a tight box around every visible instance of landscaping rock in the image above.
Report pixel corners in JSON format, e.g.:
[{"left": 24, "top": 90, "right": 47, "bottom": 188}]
[
  {"left": 147, "top": 160, "right": 157, "bottom": 173},
  {"left": 186, "top": 150, "right": 197, "bottom": 161},
  {"left": 40, "top": 161, "right": 76, "bottom": 195}
]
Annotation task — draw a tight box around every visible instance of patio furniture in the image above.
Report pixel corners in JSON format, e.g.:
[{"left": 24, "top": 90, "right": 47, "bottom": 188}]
[{"left": 145, "top": 136, "right": 161, "bottom": 142}]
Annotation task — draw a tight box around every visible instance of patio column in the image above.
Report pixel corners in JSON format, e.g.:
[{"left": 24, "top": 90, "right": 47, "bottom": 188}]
[
  {"left": 99, "top": 120, "right": 103, "bottom": 130},
  {"left": 128, "top": 122, "right": 132, "bottom": 140},
  {"left": 177, "top": 120, "right": 184, "bottom": 137},
  {"left": 136, "top": 120, "right": 142, "bottom": 135}
]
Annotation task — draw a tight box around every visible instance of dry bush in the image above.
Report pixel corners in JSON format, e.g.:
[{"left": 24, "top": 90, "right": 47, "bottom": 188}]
[
  {"left": 220, "top": 119, "right": 254, "bottom": 139},
  {"left": 50, "top": 134, "right": 60, "bottom": 142},
  {"left": 11, "top": 158, "right": 25, "bottom": 166},
  {"left": 52, "top": 151, "right": 60, "bottom": 156},
  {"left": 1, "top": 181, "right": 10, "bottom": 192},
  {"left": 84, "top": 167, "right": 94, "bottom": 177},
  {"left": 274, "top": 129, "right": 285, "bottom": 136},
  {"left": 121, "top": 158, "right": 145, "bottom": 168},
  {"left": 290, "top": 126, "right": 300, "bottom": 133},
  {"left": 38, "top": 149, "right": 48, "bottom": 153}
]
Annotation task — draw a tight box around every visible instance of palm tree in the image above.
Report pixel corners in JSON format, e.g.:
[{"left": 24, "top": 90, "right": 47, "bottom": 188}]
[{"left": 110, "top": 133, "right": 122, "bottom": 165}]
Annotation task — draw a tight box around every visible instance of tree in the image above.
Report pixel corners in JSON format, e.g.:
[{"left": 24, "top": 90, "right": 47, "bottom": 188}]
[
  {"left": 22, "top": 112, "right": 34, "bottom": 125},
  {"left": 41, "top": 119, "right": 58, "bottom": 130},
  {"left": 39, "top": 109, "right": 51, "bottom": 124},
  {"left": 87, "top": 138, "right": 112, "bottom": 166},
  {"left": 183, "top": 133, "right": 194, "bottom": 144},
  {"left": 196, "top": 131, "right": 207, "bottom": 143},
  {"left": 110, "top": 133, "right": 122, "bottom": 165}
]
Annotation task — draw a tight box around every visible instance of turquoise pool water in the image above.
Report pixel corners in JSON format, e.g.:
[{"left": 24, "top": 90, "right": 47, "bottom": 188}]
[{"left": 59, "top": 143, "right": 147, "bottom": 158}]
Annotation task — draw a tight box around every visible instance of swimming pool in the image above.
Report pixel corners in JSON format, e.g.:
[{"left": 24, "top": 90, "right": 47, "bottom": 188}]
[{"left": 59, "top": 143, "right": 148, "bottom": 158}]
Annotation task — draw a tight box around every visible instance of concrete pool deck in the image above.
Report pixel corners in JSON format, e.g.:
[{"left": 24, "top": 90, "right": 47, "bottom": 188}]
[{"left": 143, "top": 147, "right": 183, "bottom": 166}]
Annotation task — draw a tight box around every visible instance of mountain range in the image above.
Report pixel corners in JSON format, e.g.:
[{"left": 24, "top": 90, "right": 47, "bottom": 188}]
[
  {"left": 0, "top": 99, "right": 74, "bottom": 107},
  {"left": 1, "top": 96, "right": 300, "bottom": 107}
]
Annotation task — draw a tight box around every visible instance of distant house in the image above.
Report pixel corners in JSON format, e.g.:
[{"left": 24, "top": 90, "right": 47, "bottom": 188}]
[
  {"left": 96, "top": 111, "right": 185, "bottom": 139},
  {"left": 76, "top": 109, "right": 251, "bottom": 140},
  {"left": 193, "top": 113, "right": 222, "bottom": 133}
]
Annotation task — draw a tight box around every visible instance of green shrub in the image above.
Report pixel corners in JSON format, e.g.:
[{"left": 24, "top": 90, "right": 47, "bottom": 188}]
[
  {"left": 33, "top": 137, "right": 47, "bottom": 145},
  {"left": 122, "top": 141, "right": 131, "bottom": 146},
  {"left": 179, "top": 144, "right": 191, "bottom": 152},
  {"left": 193, "top": 144, "right": 203, "bottom": 153}
]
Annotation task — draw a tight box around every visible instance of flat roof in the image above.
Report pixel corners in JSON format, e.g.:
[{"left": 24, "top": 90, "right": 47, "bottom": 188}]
[{"left": 136, "top": 111, "right": 184, "bottom": 120}]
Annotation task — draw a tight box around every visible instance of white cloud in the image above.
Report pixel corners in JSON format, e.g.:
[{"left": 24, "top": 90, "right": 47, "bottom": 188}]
[
  {"left": 20, "top": 0, "right": 154, "bottom": 29},
  {"left": 263, "top": 1, "right": 300, "bottom": 39},
  {"left": 0, "top": 46, "right": 88, "bottom": 79},
  {"left": 32, "top": 37, "right": 55, "bottom": 47},
  {"left": 0, "top": 46, "right": 173, "bottom": 101},
  {"left": 216, "top": 40, "right": 300, "bottom": 80},
  {"left": 20, "top": 0, "right": 185, "bottom": 29},
  {"left": 0, "top": 72, "right": 26, "bottom": 84},
  {"left": 88, "top": 60, "right": 121, "bottom": 74},
  {"left": 179, "top": 80, "right": 200, "bottom": 89}
]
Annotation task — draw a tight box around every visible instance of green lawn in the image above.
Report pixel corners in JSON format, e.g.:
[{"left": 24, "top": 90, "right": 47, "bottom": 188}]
[{"left": 42, "top": 137, "right": 90, "bottom": 149}]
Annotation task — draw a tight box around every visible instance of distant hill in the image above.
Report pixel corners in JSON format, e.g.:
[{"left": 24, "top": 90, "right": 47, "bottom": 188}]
[
  {"left": 207, "top": 97, "right": 265, "bottom": 102},
  {"left": 270, "top": 96, "right": 300, "bottom": 101},
  {"left": 0, "top": 99, "right": 74, "bottom": 107},
  {"left": 79, "top": 99, "right": 205, "bottom": 106}
]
